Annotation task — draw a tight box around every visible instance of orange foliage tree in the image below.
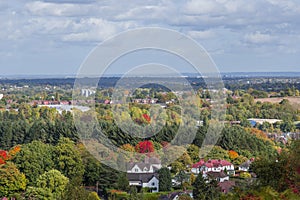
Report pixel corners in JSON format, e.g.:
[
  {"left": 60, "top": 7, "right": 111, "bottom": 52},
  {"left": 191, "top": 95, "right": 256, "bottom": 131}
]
[
  {"left": 228, "top": 150, "right": 239, "bottom": 160},
  {"left": 120, "top": 144, "right": 135, "bottom": 152}
]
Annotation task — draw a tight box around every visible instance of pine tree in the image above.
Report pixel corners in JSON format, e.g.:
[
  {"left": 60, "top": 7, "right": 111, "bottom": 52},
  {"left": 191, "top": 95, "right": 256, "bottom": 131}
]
[{"left": 158, "top": 167, "right": 172, "bottom": 191}]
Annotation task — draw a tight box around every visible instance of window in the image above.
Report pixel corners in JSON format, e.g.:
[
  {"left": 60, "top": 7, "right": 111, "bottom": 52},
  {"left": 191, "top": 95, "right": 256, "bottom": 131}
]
[
  {"left": 152, "top": 182, "right": 155, "bottom": 186},
  {"left": 135, "top": 168, "right": 138, "bottom": 172}
]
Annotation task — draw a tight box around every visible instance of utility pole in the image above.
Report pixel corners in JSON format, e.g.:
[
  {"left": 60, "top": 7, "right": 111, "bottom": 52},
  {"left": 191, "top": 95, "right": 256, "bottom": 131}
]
[{"left": 96, "top": 181, "right": 99, "bottom": 194}]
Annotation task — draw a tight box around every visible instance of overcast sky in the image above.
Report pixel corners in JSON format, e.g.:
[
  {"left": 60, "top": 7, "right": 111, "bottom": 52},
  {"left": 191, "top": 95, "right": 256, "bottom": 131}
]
[{"left": 1, "top": 0, "right": 300, "bottom": 75}]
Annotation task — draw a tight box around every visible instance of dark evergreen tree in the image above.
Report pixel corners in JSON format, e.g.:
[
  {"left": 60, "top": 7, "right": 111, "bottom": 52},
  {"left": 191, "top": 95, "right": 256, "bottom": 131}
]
[{"left": 158, "top": 167, "right": 172, "bottom": 191}]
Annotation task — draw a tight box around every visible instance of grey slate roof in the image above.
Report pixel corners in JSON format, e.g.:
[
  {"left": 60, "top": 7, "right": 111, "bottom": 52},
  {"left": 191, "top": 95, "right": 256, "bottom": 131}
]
[
  {"left": 239, "top": 160, "right": 251, "bottom": 168},
  {"left": 127, "top": 173, "right": 159, "bottom": 183},
  {"left": 207, "top": 171, "right": 228, "bottom": 179},
  {"left": 127, "top": 163, "right": 152, "bottom": 171}
]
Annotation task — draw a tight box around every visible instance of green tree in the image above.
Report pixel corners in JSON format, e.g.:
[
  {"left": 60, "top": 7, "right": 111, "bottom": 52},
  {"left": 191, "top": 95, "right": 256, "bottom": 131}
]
[
  {"left": 280, "top": 120, "right": 296, "bottom": 133},
  {"left": 55, "top": 92, "right": 60, "bottom": 102},
  {"left": 176, "top": 170, "right": 189, "bottom": 188},
  {"left": 158, "top": 167, "right": 172, "bottom": 191},
  {"left": 187, "top": 144, "right": 200, "bottom": 163},
  {"left": 117, "top": 172, "right": 129, "bottom": 191},
  {"left": 25, "top": 186, "right": 53, "bottom": 200},
  {"left": 26, "top": 169, "right": 69, "bottom": 200},
  {"left": 54, "top": 138, "right": 84, "bottom": 180},
  {"left": 62, "top": 177, "right": 91, "bottom": 200},
  {"left": 129, "top": 186, "right": 139, "bottom": 200},
  {"left": 88, "top": 192, "right": 101, "bottom": 200},
  {"left": 253, "top": 140, "right": 300, "bottom": 193},
  {"left": 193, "top": 175, "right": 220, "bottom": 200},
  {"left": 13, "top": 141, "right": 55, "bottom": 184},
  {"left": 36, "top": 170, "right": 68, "bottom": 198},
  {"left": 0, "top": 162, "right": 27, "bottom": 197}
]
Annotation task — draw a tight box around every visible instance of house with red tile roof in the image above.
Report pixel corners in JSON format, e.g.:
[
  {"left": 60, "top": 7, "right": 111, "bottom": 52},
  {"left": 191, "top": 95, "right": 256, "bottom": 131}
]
[{"left": 191, "top": 159, "right": 235, "bottom": 176}]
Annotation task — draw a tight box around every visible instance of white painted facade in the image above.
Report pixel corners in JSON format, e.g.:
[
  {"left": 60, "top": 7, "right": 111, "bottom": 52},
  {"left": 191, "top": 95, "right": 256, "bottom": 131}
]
[
  {"left": 192, "top": 164, "right": 234, "bottom": 174},
  {"left": 142, "top": 177, "right": 159, "bottom": 192}
]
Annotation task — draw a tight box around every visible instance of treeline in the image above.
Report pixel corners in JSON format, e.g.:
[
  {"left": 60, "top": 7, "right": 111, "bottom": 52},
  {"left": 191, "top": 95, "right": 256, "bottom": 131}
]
[
  {"left": 0, "top": 105, "right": 78, "bottom": 150},
  {"left": 227, "top": 94, "right": 299, "bottom": 129}
]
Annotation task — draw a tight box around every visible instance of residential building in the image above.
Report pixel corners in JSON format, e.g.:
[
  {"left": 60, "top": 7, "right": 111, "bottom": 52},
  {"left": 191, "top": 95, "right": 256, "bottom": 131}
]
[
  {"left": 205, "top": 171, "right": 229, "bottom": 183},
  {"left": 191, "top": 159, "right": 235, "bottom": 176},
  {"left": 127, "top": 157, "right": 161, "bottom": 193}
]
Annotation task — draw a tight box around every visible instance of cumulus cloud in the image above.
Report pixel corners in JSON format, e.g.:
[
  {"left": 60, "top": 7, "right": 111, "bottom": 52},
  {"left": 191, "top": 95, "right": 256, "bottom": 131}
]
[
  {"left": 1, "top": 0, "right": 300, "bottom": 73},
  {"left": 25, "top": 1, "right": 98, "bottom": 17},
  {"left": 184, "top": 0, "right": 220, "bottom": 15},
  {"left": 188, "top": 30, "right": 216, "bottom": 39},
  {"left": 41, "top": 0, "right": 97, "bottom": 4},
  {"left": 61, "top": 18, "right": 118, "bottom": 42},
  {"left": 244, "top": 32, "right": 276, "bottom": 44}
]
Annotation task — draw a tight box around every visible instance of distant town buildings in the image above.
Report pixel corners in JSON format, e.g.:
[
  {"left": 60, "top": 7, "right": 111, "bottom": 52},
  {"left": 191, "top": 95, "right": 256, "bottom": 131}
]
[
  {"left": 81, "top": 89, "right": 96, "bottom": 97},
  {"left": 38, "top": 104, "right": 90, "bottom": 114},
  {"left": 248, "top": 118, "right": 282, "bottom": 126}
]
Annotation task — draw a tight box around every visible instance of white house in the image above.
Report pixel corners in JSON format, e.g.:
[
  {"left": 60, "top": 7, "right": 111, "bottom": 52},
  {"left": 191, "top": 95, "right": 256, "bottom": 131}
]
[
  {"left": 205, "top": 171, "right": 229, "bottom": 183},
  {"left": 127, "top": 173, "right": 159, "bottom": 192},
  {"left": 238, "top": 159, "right": 254, "bottom": 172},
  {"left": 127, "top": 157, "right": 161, "bottom": 174},
  {"left": 127, "top": 157, "right": 161, "bottom": 193}
]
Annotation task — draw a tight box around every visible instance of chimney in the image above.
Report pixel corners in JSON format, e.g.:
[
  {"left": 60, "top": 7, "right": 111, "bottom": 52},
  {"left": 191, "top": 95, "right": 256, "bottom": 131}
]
[{"left": 144, "top": 156, "right": 149, "bottom": 163}]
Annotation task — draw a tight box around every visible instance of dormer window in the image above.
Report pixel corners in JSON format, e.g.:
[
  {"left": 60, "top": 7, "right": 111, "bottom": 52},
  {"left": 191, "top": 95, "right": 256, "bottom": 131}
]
[
  {"left": 144, "top": 167, "right": 148, "bottom": 172},
  {"left": 135, "top": 168, "right": 138, "bottom": 172}
]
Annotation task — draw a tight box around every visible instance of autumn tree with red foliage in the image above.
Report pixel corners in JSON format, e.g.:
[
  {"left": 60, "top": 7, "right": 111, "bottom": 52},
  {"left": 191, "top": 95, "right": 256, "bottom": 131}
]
[
  {"left": 0, "top": 150, "right": 11, "bottom": 165},
  {"left": 142, "top": 113, "right": 151, "bottom": 124},
  {"left": 135, "top": 141, "right": 154, "bottom": 153}
]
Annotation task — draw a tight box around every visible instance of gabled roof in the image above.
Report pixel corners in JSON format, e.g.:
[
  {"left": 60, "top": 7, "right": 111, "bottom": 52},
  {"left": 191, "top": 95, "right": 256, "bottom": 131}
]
[
  {"left": 127, "top": 163, "right": 152, "bottom": 171},
  {"left": 127, "top": 157, "right": 161, "bottom": 171},
  {"left": 239, "top": 160, "right": 251, "bottom": 168},
  {"left": 148, "top": 157, "right": 161, "bottom": 164},
  {"left": 192, "top": 159, "right": 205, "bottom": 168},
  {"left": 127, "top": 173, "right": 158, "bottom": 183},
  {"left": 207, "top": 171, "right": 228, "bottom": 179},
  {"left": 218, "top": 181, "right": 235, "bottom": 193}
]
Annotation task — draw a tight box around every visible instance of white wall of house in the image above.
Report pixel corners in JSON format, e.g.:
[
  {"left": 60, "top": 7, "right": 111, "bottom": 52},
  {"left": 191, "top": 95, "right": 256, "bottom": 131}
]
[
  {"left": 191, "top": 168, "right": 200, "bottom": 174},
  {"left": 129, "top": 181, "right": 142, "bottom": 186},
  {"left": 238, "top": 166, "right": 249, "bottom": 171},
  {"left": 200, "top": 165, "right": 235, "bottom": 174},
  {"left": 219, "top": 176, "right": 229, "bottom": 182},
  {"left": 142, "top": 177, "right": 159, "bottom": 192}
]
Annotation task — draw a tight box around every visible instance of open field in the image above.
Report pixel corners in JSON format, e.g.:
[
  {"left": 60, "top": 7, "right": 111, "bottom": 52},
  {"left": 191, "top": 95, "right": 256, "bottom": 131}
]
[{"left": 254, "top": 97, "right": 300, "bottom": 109}]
